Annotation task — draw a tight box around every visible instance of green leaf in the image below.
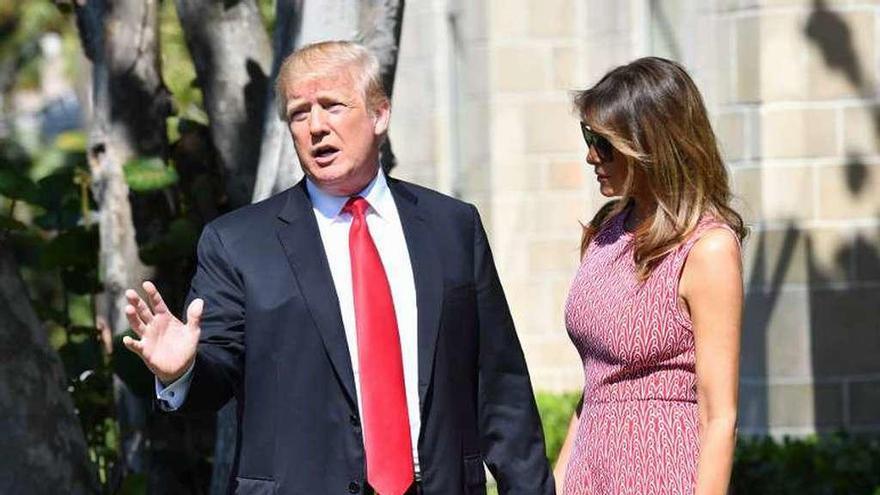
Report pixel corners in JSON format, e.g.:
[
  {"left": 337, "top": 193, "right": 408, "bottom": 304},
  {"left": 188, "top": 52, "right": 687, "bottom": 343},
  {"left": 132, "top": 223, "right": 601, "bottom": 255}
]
[
  {"left": 31, "top": 148, "right": 68, "bottom": 181},
  {"left": 536, "top": 391, "right": 581, "bottom": 466},
  {"left": 166, "top": 116, "right": 181, "bottom": 143},
  {"left": 0, "top": 138, "right": 32, "bottom": 175},
  {"left": 33, "top": 193, "right": 83, "bottom": 231},
  {"left": 33, "top": 167, "right": 78, "bottom": 211},
  {"left": 139, "top": 217, "right": 200, "bottom": 265},
  {"left": 8, "top": 230, "right": 46, "bottom": 267},
  {"left": 0, "top": 169, "right": 39, "bottom": 203},
  {"left": 111, "top": 330, "right": 154, "bottom": 398},
  {"left": 58, "top": 336, "right": 102, "bottom": 381},
  {"left": 35, "top": 304, "right": 71, "bottom": 326},
  {"left": 41, "top": 226, "right": 98, "bottom": 269},
  {"left": 61, "top": 266, "right": 102, "bottom": 295},
  {"left": 54, "top": 130, "right": 87, "bottom": 153},
  {"left": 0, "top": 215, "right": 28, "bottom": 232},
  {"left": 123, "top": 157, "right": 178, "bottom": 192},
  {"left": 118, "top": 473, "right": 147, "bottom": 495}
]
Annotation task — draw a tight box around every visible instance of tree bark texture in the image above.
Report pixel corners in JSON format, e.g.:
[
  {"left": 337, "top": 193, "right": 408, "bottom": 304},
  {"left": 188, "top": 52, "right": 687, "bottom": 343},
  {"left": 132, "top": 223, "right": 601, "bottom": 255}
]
[
  {"left": 251, "top": 0, "right": 406, "bottom": 201},
  {"left": 74, "top": 0, "right": 170, "bottom": 480},
  {"left": 0, "top": 247, "right": 98, "bottom": 495},
  {"left": 252, "top": 0, "right": 364, "bottom": 202},
  {"left": 174, "top": 0, "right": 272, "bottom": 209},
  {"left": 360, "top": 0, "right": 405, "bottom": 171}
]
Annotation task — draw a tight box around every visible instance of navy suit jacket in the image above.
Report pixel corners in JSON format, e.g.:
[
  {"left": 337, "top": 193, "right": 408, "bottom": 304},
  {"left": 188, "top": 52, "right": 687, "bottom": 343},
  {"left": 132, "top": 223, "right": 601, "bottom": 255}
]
[{"left": 178, "top": 177, "right": 554, "bottom": 495}]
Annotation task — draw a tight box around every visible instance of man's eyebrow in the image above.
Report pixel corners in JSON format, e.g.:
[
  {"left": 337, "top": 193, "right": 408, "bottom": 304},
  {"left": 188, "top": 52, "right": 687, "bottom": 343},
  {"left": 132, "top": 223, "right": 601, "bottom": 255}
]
[{"left": 285, "top": 100, "right": 307, "bottom": 118}]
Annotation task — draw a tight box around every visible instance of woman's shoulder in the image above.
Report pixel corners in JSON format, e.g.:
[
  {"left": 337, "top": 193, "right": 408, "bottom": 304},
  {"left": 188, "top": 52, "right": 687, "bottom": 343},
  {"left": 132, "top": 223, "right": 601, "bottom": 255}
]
[
  {"left": 677, "top": 215, "right": 742, "bottom": 265},
  {"left": 691, "top": 214, "right": 741, "bottom": 245}
]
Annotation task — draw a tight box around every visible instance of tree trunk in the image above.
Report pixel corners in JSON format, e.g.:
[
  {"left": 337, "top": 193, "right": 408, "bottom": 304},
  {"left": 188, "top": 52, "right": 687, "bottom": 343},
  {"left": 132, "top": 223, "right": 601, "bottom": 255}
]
[
  {"left": 360, "top": 0, "right": 405, "bottom": 171},
  {"left": 73, "top": 0, "right": 170, "bottom": 484},
  {"left": 172, "top": 4, "right": 273, "bottom": 492},
  {"left": 252, "top": 0, "right": 363, "bottom": 202},
  {"left": 174, "top": 0, "right": 273, "bottom": 209},
  {"left": 0, "top": 247, "right": 98, "bottom": 495},
  {"left": 251, "top": 0, "right": 406, "bottom": 201}
]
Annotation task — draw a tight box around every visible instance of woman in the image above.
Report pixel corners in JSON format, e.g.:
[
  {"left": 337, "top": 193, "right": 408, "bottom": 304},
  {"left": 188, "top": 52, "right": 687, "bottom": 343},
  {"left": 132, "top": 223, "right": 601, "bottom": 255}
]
[{"left": 555, "top": 57, "right": 746, "bottom": 494}]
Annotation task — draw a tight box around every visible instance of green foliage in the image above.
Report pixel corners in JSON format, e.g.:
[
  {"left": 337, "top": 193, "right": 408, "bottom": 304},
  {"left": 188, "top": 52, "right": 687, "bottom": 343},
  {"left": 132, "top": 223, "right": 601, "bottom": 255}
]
[
  {"left": 139, "top": 217, "right": 199, "bottom": 265},
  {"left": 111, "top": 330, "right": 154, "bottom": 399},
  {"left": 536, "top": 391, "right": 581, "bottom": 467},
  {"left": 1, "top": 133, "right": 122, "bottom": 490},
  {"left": 123, "top": 156, "right": 180, "bottom": 192},
  {"left": 159, "top": 0, "right": 203, "bottom": 120},
  {"left": 536, "top": 392, "right": 880, "bottom": 493},
  {"left": 58, "top": 326, "right": 104, "bottom": 380},
  {"left": 0, "top": 1, "right": 79, "bottom": 92},
  {"left": 3, "top": 2, "right": 220, "bottom": 492},
  {"left": 257, "top": 0, "right": 276, "bottom": 33},
  {"left": 54, "top": 129, "right": 87, "bottom": 153},
  {"left": 0, "top": 168, "right": 39, "bottom": 203},
  {"left": 41, "top": 225, "right": 97, "bottom": 269},
  {"left": 0, "top": 215, "right": 28, "bottom": 231},
  {"left": 732, "top": 433, "right": 880, "bottom": 494},
  {"left": 118, "top": 473, "right": 147, "bottom": 495}
]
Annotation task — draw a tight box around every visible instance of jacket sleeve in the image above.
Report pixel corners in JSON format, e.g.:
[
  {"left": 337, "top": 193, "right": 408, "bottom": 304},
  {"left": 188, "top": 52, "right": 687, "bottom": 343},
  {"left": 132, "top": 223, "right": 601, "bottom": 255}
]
[
  {"left": 176, "top": 222, "right": 247, "bottom": 413},
  {"left": 471, "top": 205, "right": 555, "bottom": 494}
]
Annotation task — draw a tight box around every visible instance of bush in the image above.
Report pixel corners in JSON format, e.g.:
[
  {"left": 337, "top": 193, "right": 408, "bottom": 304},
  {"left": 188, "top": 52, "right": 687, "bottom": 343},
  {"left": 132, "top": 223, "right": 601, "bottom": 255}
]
[
  {"left": 536, "top": 392, "right": 880, "bottom": 494},
  {"left": 535, "top": 391, "right": 581, "bottom": 467},
  {"left": 732, "top": 432, "right": 880, "bottom": 495}
]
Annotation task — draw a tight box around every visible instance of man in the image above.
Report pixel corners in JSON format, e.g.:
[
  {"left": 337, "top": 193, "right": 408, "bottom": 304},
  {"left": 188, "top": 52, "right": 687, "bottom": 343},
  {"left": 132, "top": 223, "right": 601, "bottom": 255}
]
[{"left": 122, "top": 41, "right": 553, "bottom": 495}]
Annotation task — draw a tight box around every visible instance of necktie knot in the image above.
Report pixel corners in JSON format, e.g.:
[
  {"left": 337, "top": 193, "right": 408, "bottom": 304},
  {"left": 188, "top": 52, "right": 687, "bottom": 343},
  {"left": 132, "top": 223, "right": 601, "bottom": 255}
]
[{"left": 343, "top": 196, "right": 370, "bottom": 219}]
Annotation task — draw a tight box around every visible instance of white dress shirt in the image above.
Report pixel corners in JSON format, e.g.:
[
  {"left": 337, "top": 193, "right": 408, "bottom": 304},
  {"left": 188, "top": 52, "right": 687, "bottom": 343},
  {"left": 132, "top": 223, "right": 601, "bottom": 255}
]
[{"left": 157, "top": 169, "right": 422, "bottom": 472}]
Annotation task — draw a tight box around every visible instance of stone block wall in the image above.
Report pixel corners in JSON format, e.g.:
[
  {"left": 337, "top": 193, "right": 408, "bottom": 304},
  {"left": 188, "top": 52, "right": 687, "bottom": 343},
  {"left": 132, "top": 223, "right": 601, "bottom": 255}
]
[{"left": 390, "top": 0, "right": 880, "bottom": 433}]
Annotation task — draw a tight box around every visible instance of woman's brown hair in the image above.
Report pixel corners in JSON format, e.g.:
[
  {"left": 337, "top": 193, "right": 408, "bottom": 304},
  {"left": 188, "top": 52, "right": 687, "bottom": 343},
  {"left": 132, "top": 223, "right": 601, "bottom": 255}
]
[{"left": 574, "top": 57, "right": 747, "bottom": 280}]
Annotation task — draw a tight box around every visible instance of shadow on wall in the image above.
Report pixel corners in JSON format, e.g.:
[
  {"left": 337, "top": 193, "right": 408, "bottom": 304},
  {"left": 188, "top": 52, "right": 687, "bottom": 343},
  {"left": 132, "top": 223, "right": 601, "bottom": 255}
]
[
  {"left": 741, "top": 0, "right": 880, "bottom": 434},
  {"left": 804, "top": 0, "right": 880, "bottom": 432}
]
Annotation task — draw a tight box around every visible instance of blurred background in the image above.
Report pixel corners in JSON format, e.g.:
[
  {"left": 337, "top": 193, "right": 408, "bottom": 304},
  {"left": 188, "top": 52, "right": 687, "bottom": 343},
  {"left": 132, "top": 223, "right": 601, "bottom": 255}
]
[{"left": 1, "top": 0, "right": 878, "bottom": 493}]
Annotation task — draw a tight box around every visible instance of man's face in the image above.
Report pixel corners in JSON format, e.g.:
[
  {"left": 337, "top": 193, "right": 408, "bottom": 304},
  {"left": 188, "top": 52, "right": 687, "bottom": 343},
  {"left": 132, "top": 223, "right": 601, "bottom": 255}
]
[{"left": 284, "top": 69, "right": 390, "bottom": 196}]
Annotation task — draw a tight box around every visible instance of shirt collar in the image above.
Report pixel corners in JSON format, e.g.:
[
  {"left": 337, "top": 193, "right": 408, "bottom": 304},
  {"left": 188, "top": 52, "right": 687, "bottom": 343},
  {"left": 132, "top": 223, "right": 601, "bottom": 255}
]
[{"left": 305, "top": 167, "right": 393, "bottom": 222}]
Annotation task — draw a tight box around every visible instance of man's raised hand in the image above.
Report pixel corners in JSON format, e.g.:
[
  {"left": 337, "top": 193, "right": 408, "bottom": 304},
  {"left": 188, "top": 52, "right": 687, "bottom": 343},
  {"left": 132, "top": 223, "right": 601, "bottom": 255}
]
[{"left": 121, "top": 281, "right": 202, "bottom": 385}]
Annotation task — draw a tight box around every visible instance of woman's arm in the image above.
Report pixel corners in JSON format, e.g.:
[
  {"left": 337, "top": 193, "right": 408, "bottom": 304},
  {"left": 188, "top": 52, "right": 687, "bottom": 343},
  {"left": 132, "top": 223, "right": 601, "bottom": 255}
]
[
  {"left": 680, "top": 228, "right": 743, "bottom": 495},
  {"left": 553, "top": 410, "right": 581, "bottom": 493}
]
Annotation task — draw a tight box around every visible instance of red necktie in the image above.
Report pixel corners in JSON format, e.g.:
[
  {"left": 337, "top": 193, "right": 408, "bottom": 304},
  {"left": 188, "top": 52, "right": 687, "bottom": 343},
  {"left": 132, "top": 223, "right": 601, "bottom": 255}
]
[{"left": 344, "top": 197, "right": 413, "bottom": 495}]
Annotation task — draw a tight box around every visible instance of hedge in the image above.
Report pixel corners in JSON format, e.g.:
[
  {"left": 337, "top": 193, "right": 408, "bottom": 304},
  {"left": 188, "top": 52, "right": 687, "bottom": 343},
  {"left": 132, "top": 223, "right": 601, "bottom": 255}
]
[{"left": 535, "top": 392, "right": 880, "bottom": 493}]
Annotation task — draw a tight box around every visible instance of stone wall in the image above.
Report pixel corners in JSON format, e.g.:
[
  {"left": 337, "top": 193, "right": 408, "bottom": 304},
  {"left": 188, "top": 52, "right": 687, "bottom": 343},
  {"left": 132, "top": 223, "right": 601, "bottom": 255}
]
[{"left": 390, "top": 0, "right": 880, "bottom": 434}]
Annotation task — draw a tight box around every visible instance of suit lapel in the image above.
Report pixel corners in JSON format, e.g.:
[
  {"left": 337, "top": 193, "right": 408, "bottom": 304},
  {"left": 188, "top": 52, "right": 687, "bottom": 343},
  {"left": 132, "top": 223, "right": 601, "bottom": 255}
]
[
  {"left": 388, "top": 179, "right": 444, "bottom": 408},
  {"left": 276, "top": 181, "right": 358, "bottom": 408}
]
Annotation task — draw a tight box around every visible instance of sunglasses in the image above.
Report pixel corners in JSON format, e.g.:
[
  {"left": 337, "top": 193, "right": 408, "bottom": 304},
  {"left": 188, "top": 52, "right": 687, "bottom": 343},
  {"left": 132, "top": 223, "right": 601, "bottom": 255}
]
[{"left": 580, "top": 122, "right": 614, "bottom": 160}]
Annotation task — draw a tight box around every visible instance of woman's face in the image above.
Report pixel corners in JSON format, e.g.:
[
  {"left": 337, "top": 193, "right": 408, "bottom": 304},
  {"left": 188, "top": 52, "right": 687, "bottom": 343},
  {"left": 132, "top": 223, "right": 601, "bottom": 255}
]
[{"left": 582, "top": 124, "right": 628, "bottom": 197}]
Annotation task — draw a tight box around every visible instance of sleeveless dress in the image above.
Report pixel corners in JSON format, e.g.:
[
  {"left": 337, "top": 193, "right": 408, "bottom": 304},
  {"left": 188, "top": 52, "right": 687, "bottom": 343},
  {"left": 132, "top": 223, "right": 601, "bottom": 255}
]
[{"left": 563, "top": 206, "right": 733, "bottom": 495}]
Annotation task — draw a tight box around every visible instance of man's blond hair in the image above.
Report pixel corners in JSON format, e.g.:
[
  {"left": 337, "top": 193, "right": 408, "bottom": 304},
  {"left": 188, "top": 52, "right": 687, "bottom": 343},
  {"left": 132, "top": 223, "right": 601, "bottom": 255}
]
[{"left": 275, "top": 41, "right": 388, "bottom": 121}]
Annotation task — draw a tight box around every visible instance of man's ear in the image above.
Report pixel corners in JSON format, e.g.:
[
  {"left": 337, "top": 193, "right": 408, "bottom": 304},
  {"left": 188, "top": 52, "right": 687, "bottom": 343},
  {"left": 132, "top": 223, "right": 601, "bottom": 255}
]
[{"left": 372, "top": 99, "right": 391, "bottom": 136}]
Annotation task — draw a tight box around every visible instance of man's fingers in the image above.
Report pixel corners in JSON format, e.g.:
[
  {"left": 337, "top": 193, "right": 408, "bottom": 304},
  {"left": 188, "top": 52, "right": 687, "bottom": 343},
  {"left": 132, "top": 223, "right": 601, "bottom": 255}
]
[
  {"left": 186, "top": 298, "right": 204, "bottom": 330},
  {"left": 124, "top": 304, "right": 145, "bottom": 336},
  {"left": 126, "top": 288, "right": 154, "bottom": 324},
  {"left": 143, "top": 281, "right": 169, "bottom": 313},
  {"left": 122, "top": 335, "right": 145, "bottom": 355},
  {"left": 135, "top": 296, "right": 153, "bottom": 324}
]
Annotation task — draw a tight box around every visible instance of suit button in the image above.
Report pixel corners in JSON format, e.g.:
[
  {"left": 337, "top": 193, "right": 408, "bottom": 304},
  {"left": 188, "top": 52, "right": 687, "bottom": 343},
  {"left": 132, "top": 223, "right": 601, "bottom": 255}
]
[
  {"left": 349, "top": 414, "right": 360, "bottom": 426},
  {"left": 348, "top": 481, "right": 360, "bottom": 493}
]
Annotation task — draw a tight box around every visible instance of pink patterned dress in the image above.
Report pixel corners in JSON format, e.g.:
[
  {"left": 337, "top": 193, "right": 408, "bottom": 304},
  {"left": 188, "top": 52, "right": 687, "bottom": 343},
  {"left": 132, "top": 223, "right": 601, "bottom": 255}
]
[{"left": 563, "top": 206, "right": 731, "bottom": 495}]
